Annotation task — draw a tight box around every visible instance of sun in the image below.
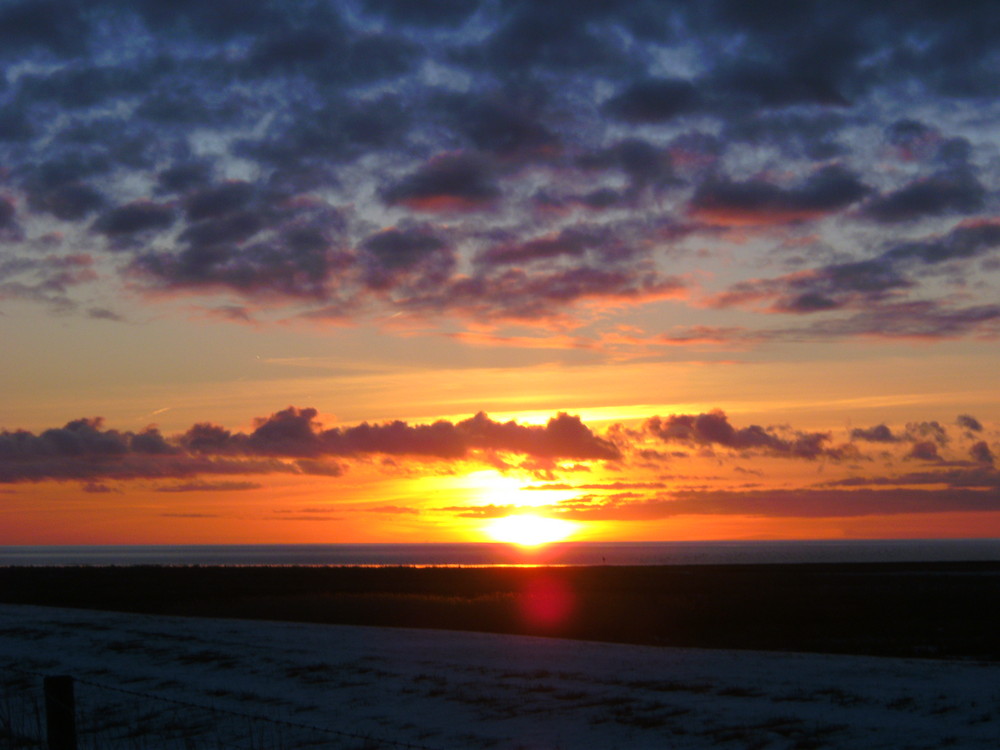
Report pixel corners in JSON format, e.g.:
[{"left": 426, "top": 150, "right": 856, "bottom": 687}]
[{"left": 484, "top": 514, "right": 577, "bottom": 546}]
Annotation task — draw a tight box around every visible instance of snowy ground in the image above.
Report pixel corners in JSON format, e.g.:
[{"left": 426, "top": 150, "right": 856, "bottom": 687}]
[{"left": 0, "top": 602, "right": 998, "bottom": 749}]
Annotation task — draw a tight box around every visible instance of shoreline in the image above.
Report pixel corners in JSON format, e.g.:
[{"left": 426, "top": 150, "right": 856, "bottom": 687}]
[{"left": 4, "top": 538, "right": 1000, "bottom": 567}]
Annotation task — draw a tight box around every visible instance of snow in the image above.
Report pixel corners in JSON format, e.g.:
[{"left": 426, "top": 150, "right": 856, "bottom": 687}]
[{"left": 1, "top": 602, "right": 997, "bottom": 749}]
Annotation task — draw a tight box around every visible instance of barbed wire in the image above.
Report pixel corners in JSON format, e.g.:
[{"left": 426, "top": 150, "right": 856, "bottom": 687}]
[{"left": 0, "top": 662, "right": 445, "bottom": 750}]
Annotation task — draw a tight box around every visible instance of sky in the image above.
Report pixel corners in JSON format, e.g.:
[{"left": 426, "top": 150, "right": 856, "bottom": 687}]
[{"left": 1, "top": 0, "right": 998, "bottom": 545}]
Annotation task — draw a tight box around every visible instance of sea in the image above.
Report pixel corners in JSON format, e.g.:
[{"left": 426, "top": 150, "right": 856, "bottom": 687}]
[{"left": 1, "top": 539, "right": 999, "bottom": 566}]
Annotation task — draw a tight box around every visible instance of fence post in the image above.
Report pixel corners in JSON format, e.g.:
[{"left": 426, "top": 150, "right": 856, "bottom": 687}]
[{"left": 44, "top": 675, "right": 77, "bottom": 750}]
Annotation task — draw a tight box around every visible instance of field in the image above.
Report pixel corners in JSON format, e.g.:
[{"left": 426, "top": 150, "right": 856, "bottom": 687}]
[
  {"left": 1, "top": 562, "right": 999, "bottom": 660},
  {"left": 1, "top": 600, "right": 999, "bottom": 749}
]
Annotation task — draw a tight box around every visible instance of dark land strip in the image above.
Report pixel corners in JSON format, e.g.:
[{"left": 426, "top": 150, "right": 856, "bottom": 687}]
[{"left": 2, "top": 562, "right": 999, "bottom": 660}]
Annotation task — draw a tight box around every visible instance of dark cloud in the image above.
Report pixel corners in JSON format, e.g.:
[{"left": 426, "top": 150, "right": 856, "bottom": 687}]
[
  {"left": 0, "top": 407, "right": 619, "bottom": 483},
  {"left": 723, "top": 111, "right": 847, "bottom": 160},
  {"left": 419, "top": 266, "right": 687, "bottom": 322},
  {"left": 242, "top": 17, "right": 419, "bottom": 85},
  {"left": 181, "top": 423, "right": 235, "bottom": 453},
  {"left": 862, "top": 168, "right": 986, "bottom": 223},
  {"left": 957, "top": 414, "right": 984, "bottom": 432},
  {"left": 0, "top": 0, "right": 995, "bottom": 349},
  {"left": 883, "top": 222, "right": 1000, "bottom": 267},
  {"left": 0, "top": 197, "right": 17, "bottom": 231},
  {"left": 905, "top": 421, "right": 949, "bottom": 446},
  {"left": 16, "top": 62, "right": 159, "bottom": 110},
  {"left": 184, "top": 181, "right": 255, "bottom": 222},
  {"left": 92, "top": 201, "right": 175, "bottom": 240},
  {"left": 475, "top": 4, "right": 631, "bottom": 74},
  {"left": 476, "top": 226, "right": 632, "bottom": 269},
  {"left": 315, "top": 411, "right": 621, "bottom": 461},
  {"left": 885, "top": 119, "right": 941, "bottom": 160},
  {"left": 236, "top": 96, "right": 411, "bottom": 170},
  {"left": 792, "top": 301, "right": 1000, "bottom": 340},
  {"left": 850, "top": 424, "right": 901, "bottom": 443},
  {"left": 381, "top": 153, "right": 500, "bottom": 212},
  {"left": 0, "top": 108, "right": 34, "bottom": 142},
  {"left": 360, "top": 0, "right": 477, "bottom": 27},
  {"left": 579, "top": 138, "right": 675, "bottom": 191},
  {"left": 0, "top": 0, "right": 90, "bottom": 57},
  {"left": 646, "top": 410, "right": 835, "bottom": 459},
  {"left": 771, "top": 260, "right": 908, "bottom": 314},
  {"left": 437, "top": 91, "right": 558, "bottom": 157},
  {"left": 709, "top": 60, "right": 850, "bottom": 108},
  {"left": 87, "top": 307, "right": 125, "bottom": 322},
  {"left": 26, "top": 182, "right": 106, "bottom": 222},
  {"left": 710, "top": 222, "right": 1000, "bottom": 317},
  {"left": 689, "top": 165, "right": 869, "bottom": 225},
  {"left": 970, "top": 441, "right": 995, "bottom": 466},
  {"left": 604, "top": 78, "right": 701, "bottom": 123},
  {"left": 156, "top": 162, "right": 214, "bottom": 194},
  {"left": 360, "top": 225, "right": 452, "bottom": 291},
  {"left": 132, "top": 197, "right": 347, "bottom": 301},
  {"left": 908, "top": 441, "right": 941, "bottom": 462}
]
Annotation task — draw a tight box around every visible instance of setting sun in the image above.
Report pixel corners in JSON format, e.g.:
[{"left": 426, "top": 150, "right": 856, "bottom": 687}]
[{"left": 484, "top": 515, "right": 578, "bottom": 546}]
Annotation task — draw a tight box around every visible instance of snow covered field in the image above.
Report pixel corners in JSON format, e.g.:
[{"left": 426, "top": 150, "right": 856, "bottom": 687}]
[{"left": 0, "top": 602, "right": 997, "bottom": 749}]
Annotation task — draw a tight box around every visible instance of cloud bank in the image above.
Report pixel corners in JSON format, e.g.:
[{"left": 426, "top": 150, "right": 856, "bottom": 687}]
[{"left": 0, "top": 0, "right": 997, "bottom": 351}]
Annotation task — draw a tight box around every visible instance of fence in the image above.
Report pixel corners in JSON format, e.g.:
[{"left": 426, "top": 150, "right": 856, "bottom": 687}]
[{"left": 0, "top": 665, "right": 443, "bottom": 750}]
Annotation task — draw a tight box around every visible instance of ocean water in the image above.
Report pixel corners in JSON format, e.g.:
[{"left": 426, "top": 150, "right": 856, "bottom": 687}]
[{"left": 1, "top": 539, "right": 999, "bottom": 566}]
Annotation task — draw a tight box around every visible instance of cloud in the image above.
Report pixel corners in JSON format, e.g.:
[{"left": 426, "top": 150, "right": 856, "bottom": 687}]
[
  {"left": 604, "top": 78, "right": 701, "bottom": 123},
  {"left": 646, "top": 409, "right": 836, "bottom": 459},
  {"left": 862, "top": 168, "right": 986, "bottom": 223},
  {"left": 707, "top": 222, "right": 1000, "bottom": 326},
  {"left": 791, "top": 301, "right": 1000, "bottom": 341},
  {"left": 969, "top": 440, "right": 996, "bottom": 466},
  {"left": 882, "top": 222, "right": 1000, "bottom": 267},
  {"left": 689, "top": 165, "right": 869, "bottom": 226},
  {"left": 905, "top": 421, "right": 949, "bottom": 446},
  {"left": 542, "top": 487, "right": 1000, "bottom": 521},
  {"left": 957, "top": 414, "right": 984, "bottom": 432},
  {"left": 381, "top": 153, "right": 500, "bottom": 213},
  {"left": 441, "top": 93, "right": 558, "bottom": 157},
  {"left": 850, "top": 424, "right": 901, "bottom": 443},
  {"left": 476, "top": 225, "right": 636, "bottom": 268},
  {"left": 0, "top": 0, "right": 996, "bottom": 353},
  {"left": 443, "top": 266, "right": 687, "bottom": 322},
  {"left": 360, "top": 225, "right": 453, "bottom": 291},
  {"left": 92, "top": 200, "right": 176, "bottom": 244},
  {"left": 155, "top": 481, "right": 262, "bottom": 492},
  {"left": 907, "top": 441, "right": 941, "bottom": 462},
  {"left": 87, "top": 307, "right": 126, "bottom": 322},
  {"left": 970, "top": 442, "right": 995, "bottom": 466},
  {"left": 0, "top": 407, "right": 619, "bottom": 483}
]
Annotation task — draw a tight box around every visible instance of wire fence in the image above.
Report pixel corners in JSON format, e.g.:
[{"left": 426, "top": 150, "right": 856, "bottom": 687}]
[{"left": 0, "top": 664, "right": 443, "bottom": 750}]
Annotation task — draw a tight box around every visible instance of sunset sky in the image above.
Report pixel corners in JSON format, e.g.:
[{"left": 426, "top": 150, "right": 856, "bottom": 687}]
[{"left": 1, "top": 0, "right": 998, "bottom": 545}]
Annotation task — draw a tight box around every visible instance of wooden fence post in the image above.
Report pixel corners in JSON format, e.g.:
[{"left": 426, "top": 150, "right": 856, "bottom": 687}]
[{"left": 43, "top": 675, "right": 77, "bottom": 750}]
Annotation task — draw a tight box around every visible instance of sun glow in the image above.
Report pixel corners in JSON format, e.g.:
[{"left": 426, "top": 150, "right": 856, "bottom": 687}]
[{"left": 484, "top": 514, "right": 578, "bottom": 546}]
